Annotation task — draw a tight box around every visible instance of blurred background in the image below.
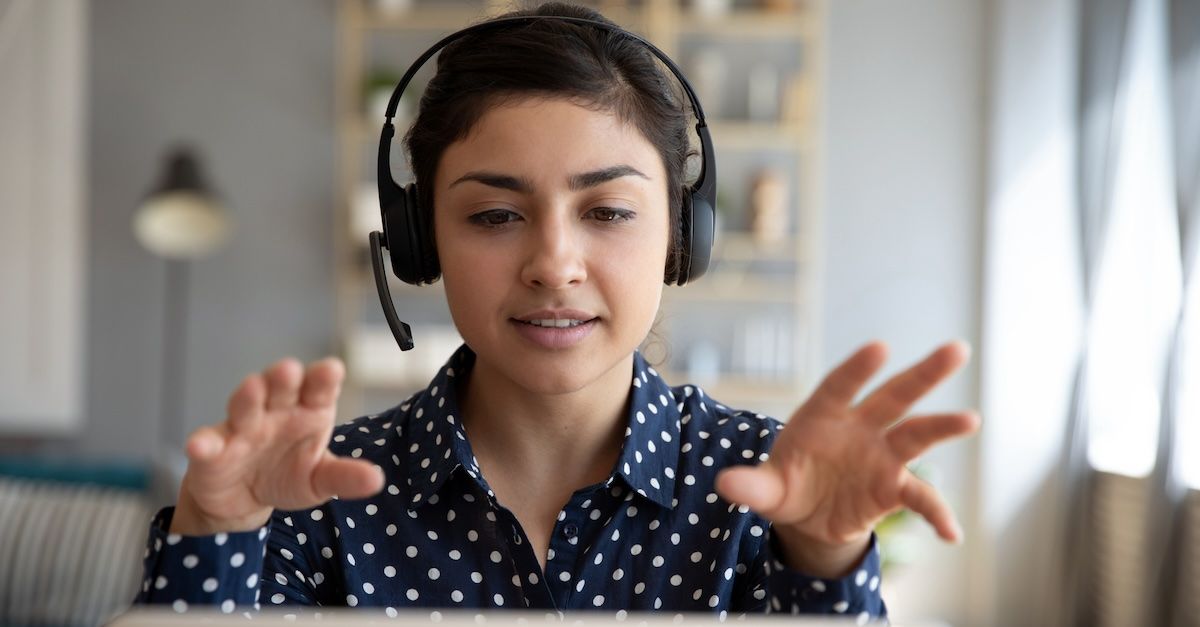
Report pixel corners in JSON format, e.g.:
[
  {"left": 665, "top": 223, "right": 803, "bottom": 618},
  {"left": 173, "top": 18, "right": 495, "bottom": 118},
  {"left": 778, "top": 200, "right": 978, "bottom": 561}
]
[{"left": 1, "top": 0, "right": 1198, "bottom": 625}]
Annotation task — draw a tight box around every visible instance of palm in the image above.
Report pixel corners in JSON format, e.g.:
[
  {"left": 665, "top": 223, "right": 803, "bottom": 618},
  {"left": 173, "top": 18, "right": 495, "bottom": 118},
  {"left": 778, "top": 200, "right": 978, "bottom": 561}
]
[
  {"left": 716, "top": 341, "right": 978, "bottom": 546},
  {"left": 178, "top": 358, "right": 383, "bottom": 530},
  {"left": 188, "top": 403, "right": 336, "bottom": 518}
]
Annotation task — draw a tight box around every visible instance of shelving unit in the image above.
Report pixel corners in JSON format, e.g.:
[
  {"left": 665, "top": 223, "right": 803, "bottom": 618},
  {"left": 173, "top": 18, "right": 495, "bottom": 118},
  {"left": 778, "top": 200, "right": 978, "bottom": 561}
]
[{"left": 334, "top": 0, "right": 825, "bottom": 421}]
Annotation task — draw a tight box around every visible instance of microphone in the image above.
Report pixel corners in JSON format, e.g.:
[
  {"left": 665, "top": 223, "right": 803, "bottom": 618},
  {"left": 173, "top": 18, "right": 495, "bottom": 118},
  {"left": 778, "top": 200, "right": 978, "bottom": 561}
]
[{"left": 369, "top": 230, "right": 415, "bottom": 351}]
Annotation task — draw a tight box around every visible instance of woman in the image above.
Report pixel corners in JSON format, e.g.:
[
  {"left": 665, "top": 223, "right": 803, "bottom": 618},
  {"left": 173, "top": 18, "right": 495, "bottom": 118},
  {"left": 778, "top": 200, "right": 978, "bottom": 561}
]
[{"left": 135, "top": 2, "right": 977, "bottom": 622}]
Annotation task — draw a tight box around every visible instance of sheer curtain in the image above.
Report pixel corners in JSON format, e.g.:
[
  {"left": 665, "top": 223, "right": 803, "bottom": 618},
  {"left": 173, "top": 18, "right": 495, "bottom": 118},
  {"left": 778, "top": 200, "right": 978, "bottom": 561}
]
[
  {"left": 1056, "top": 0, "right": 1200, "bottom": 624},
  {"left": 1162, "top": 1, "right": 1200, "bottom": 623},
  {"left": 984, "top": 0, "right": 1199, "bottom": 624}
]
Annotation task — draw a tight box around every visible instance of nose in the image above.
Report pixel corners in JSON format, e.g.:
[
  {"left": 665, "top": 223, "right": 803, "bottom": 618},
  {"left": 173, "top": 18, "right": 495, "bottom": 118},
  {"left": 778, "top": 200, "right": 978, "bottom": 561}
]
[{"left": 520, "top": 210, "right": 587, "bottom": 290}]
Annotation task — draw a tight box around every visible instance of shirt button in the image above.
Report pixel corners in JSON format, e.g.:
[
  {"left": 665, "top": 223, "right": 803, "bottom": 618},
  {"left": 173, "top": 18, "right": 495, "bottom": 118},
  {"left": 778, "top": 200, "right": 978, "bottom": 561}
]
[{"left": 562, "top": 523, "right": 579, "bottom": 538}]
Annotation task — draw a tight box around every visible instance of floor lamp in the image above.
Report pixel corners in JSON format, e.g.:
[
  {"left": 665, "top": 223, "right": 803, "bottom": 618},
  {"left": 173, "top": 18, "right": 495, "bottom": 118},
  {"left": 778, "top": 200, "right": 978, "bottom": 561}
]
[{"left": 132, "top": 146, "right": 231, "bottom": 489}]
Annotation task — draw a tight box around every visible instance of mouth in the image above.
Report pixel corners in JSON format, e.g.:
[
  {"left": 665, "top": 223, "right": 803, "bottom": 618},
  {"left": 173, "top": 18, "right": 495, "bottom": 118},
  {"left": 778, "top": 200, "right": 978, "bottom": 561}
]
[
  {"left": 509, "top": 311, "right": 601, "bottom": 349},
  {"left": 511, "top": 308, "right": 600, "bottom": 327},
  {"left": 515, "top": 318, "right": 598, "bottom": 328}
]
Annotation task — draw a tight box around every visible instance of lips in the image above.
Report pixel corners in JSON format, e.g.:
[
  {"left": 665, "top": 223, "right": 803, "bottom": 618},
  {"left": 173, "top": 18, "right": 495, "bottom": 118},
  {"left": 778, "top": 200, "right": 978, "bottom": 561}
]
[
  {"left": 512, "top": 309, "right": 599, "bottom": 324},
  {"left": 510, "top": 309, "right": 599, "bottom": 349}
]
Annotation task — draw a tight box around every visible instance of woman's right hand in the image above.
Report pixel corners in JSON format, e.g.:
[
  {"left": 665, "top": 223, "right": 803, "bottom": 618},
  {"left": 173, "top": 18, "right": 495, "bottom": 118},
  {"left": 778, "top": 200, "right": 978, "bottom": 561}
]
[{"left": 169, "top": 357, "right": 386, "bottom": 536}]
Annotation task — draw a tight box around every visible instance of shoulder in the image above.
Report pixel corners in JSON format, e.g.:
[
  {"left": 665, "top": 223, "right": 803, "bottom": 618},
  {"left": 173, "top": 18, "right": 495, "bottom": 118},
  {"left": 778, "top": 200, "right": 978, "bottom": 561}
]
[
  {"left": 326, "top": 391, "right": 420, "bottom": 461},
  {"left": 670, "top": 381, "right": 785, "bottom": 465}
]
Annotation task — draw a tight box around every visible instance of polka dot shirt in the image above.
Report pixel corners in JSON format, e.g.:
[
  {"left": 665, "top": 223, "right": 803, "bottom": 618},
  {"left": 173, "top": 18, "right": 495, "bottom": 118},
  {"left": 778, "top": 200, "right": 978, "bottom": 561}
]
[{"left": 135, "top": 344, "right": 885, "bottom": 622}]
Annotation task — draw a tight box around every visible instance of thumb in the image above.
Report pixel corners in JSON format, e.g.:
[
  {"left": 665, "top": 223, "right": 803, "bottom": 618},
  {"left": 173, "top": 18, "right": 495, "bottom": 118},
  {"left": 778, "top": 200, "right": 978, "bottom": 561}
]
[
  {"left": 714, "top": 464, "right": 786, "bottom": 517},
  {"left": 184, "top": 426, "right": 226, "bottom": 462},
  {"left": 310, "top": 455, "right": 386, "bottom": 501}
]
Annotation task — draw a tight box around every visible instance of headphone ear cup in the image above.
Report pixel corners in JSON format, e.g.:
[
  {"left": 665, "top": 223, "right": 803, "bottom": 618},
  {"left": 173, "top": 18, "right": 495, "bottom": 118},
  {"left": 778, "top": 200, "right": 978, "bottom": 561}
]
[
  {"left": 678, "top": 190, "right": 715, "bottom": 285},
  {"left": 381, "top": 182, "right": 440, "bottom": 285},
  {"left": 381, "top": 182, "right": 421, "bottom": 284},
  {"left": 381, "top": 178, "right": 413, "bottom": 284},
  {"left": 666, "top": 192, "right": 690, "bottom": 285},
  {"left": 406, "top": 184, "right": 441, "bottom": 283}
]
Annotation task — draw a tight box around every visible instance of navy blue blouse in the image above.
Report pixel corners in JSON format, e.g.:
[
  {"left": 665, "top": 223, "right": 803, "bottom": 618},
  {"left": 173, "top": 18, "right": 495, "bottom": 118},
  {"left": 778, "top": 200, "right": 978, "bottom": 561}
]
[{"left": 135, "top": 344, "right": 886, "bottom": 622}]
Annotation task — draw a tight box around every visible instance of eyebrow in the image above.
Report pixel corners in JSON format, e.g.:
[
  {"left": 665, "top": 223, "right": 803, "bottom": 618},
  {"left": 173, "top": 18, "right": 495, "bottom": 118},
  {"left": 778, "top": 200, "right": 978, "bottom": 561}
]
[{"left": 448, "top": 165, "right": 649, "bottom": 193}]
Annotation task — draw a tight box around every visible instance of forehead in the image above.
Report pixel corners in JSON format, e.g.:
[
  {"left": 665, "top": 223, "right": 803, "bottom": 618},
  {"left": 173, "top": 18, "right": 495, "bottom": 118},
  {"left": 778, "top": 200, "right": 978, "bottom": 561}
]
[{"left": 434, "top": 97, "right": 664, "bottom": 188}]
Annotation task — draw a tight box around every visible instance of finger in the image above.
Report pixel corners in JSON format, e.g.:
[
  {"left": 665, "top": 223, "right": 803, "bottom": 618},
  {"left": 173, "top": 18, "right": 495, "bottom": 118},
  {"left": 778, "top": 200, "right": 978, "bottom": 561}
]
[
  {"left": 298, "top": 357, "right": 345, "bottom": 410},
  {"left": 227, "top": 373, "right": 266, "bottom": 433},
  {"left": 263, "top": 358, "right": 304, "bottom": 412},
  {"left": 886, "top": 411, "right": 980, "bottom": 463},
  {"left": 857, "top": 340, "right": 970, "bottom": 427},
  {"left": 898, "top": 473, "right": 962, "bottom": 543},
  {"left": 802, "top": 341, "right": 889, "bottom": 416},
  {"left": 310, "top": 454, "right": 386, "bottom": 501},
  {"left": 184, "top": 425, "right": 227, "bottom": 462},
  {"left": 713, "top": 464, "right": 786, "bottom": 518}
]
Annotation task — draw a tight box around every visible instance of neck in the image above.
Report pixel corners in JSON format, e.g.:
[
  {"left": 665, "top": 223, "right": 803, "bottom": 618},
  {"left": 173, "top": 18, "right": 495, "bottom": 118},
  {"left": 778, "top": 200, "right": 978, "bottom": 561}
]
[{"left": 460, "top": 352, "right": 634, "bottom": 489}]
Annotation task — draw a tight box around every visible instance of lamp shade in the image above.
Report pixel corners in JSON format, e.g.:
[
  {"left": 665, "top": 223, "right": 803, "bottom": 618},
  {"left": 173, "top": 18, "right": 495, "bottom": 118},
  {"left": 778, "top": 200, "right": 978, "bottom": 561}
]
[{"left": 133, "top": 147, "right": 231, "bottom": 260}]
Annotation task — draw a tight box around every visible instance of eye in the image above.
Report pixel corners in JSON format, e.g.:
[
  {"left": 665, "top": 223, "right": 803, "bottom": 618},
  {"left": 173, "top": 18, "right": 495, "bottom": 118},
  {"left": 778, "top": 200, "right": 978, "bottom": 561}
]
[
  {"left": 589, "top": 207, "right": 635, "bottom": 223},
  {"left": 468, "top": 209, "right": 521, "bottom": 228}
]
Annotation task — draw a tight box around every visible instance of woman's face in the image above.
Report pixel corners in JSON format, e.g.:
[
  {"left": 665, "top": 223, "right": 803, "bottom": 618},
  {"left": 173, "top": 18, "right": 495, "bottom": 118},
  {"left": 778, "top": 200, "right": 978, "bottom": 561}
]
[{"left": 433, "top": 97, "right": 670, "bottom": 396}]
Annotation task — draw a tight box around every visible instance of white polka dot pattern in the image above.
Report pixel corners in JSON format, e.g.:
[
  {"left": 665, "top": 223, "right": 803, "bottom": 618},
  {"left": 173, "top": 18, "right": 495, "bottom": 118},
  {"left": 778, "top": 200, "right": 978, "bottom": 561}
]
[{"left": 134, "top": 345, "right": 885, "bottom": 620}]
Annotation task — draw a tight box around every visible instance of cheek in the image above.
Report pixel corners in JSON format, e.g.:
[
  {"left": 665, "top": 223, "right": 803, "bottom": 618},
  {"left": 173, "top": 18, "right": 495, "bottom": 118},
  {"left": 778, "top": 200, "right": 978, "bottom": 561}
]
[
  {"left": 598, "top": 225, "right": 669, "bottom": 310},
  {"left": 434, "top": 224, "right": 497, "bottom": 329}
]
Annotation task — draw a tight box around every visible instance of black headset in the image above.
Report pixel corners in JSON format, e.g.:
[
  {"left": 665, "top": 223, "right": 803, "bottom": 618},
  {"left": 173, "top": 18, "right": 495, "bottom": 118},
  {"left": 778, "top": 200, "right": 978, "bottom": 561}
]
[{"left": 370, "top": 15, "right": 717, "bottom": 351}]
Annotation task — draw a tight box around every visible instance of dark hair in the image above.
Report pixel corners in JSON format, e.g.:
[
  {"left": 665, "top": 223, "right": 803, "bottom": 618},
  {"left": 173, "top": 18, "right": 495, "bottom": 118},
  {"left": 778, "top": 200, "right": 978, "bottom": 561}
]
[{"left": 403, "top": 1, "right": 695, "bottom": 281}]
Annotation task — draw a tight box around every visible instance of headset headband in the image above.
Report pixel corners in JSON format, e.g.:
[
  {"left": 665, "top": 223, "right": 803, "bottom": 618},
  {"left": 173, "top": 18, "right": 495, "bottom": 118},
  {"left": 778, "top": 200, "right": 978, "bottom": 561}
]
[{"left": 377, "top": 14, "right": 716, "bottom": 217}]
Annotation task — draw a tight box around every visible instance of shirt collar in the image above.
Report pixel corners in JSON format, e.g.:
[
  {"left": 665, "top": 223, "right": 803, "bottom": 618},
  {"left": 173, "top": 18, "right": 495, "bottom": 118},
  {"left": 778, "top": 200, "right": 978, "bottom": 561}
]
[
  {"left": 402, "top": 344, "right": 681, "bottom": 511},
  {"left": 612, "top": 351, "right": 681, "bottom": 509},
  {"left": 402, "top": 346, "right": 482, "bottom": 509}
]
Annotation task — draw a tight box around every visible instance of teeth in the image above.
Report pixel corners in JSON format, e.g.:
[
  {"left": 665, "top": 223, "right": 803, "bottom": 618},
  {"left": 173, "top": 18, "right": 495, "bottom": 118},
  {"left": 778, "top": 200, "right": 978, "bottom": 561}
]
[{"left": 526, "top": 319, "right": 586, "bottom": 328}]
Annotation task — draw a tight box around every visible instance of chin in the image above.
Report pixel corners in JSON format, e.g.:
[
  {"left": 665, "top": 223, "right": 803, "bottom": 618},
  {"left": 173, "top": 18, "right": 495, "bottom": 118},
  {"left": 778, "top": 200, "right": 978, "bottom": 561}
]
[
  {"left": 505, "top": 352, "right": 607, "bottom": 396},
  {"left": 471, "top": 337, "right": 625, "bottom": 397}
]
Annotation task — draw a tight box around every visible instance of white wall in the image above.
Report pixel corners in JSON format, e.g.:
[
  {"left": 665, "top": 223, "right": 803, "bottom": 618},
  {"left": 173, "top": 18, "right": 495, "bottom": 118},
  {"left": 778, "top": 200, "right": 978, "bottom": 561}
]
[
  {"left": 0, "top": 0, "right": 339, "bottom": 462},
  {"left": 977, "top": 0, "right": 1082, "bottom": 625},
  {"left": 0, "top": 0, "right": 87, "bottom": 434},
  {"left": 822, "top": 1, "right": 987, "bottom": 624}
]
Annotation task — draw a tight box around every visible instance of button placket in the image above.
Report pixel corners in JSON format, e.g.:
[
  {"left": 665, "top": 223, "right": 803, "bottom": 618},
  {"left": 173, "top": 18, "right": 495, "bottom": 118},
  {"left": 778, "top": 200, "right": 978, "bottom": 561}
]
[
  {"left": 546, "top": 508, "right": 584, "bottom": 609},
  {"left": 490, "top": 506, "right": 555, "bottom": 609}
]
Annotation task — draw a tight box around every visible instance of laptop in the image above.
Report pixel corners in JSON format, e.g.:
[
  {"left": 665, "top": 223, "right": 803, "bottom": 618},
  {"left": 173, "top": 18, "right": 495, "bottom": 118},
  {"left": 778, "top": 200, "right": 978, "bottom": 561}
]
[{"left": 108, "top": 608, "right": 879, "bottom": 626}]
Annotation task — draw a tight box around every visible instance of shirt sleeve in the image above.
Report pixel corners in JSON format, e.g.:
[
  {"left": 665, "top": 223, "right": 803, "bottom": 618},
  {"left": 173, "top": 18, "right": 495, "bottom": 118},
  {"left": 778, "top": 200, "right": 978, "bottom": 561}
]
[
  {"left": 132, "top": 506, "right": 323, "bottom": 613},
  {"left": 738, "top": 526, "right": 888, "bottom": 622}
]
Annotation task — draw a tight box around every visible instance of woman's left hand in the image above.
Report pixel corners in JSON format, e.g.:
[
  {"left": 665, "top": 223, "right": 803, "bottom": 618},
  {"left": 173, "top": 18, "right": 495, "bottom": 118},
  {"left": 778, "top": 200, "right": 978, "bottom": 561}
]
[{"left": 714, "top": 340, "right": 979, "bottom": 576}]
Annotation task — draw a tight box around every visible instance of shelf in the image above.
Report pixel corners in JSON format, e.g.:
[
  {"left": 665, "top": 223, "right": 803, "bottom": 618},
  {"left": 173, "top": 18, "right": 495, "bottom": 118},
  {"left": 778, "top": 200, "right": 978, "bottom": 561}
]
[
  {"left": 657, "top": 370, "right": 802, "bottom": 408},
  {"left": 678, "top": 11, "right": 814, "bottom": 39},
  {"left": 351, "top": 4, "right": 641, "bottom": 34},
  {"left": 344, "top": 322, "right": 463, "bottom": 392},
  {"left": 712, "top": 232, "right": 798, "bottom": 262},
  {"left": 336, "top": 0, "right": 826, "bottom": 413},
  {"left": 664, "top": 276, "right": 797, "bottom": 303},
  {"left": 709, "top": 120, "right": 811, "bottom": 152},
  {"left": 349, "top": 365, "right": 800, "bottom": 404},
  {"left": 350, "top": 5, "right": 487, "bottom": 33},
  {"left": 348, "top": 253, "right": 447, "bottom": 296},
  {"left": 344, "top": 230, "right": 801, "bottom": 301},
  {"left": 346, "top": 238, "right": 800, "bottom": 294},
  {"left": 347, "top": 229, "right": 797, "bottom": 262},
  {"left": 349, "top": 116, "right": 812, "bottom": 153}
]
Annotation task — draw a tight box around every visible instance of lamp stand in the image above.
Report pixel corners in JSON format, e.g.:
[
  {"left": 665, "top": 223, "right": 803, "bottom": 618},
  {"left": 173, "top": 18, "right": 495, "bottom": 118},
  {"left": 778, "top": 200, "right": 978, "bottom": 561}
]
[{"left": 160, "top": 259, "right": 190, "bottom": 458}]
